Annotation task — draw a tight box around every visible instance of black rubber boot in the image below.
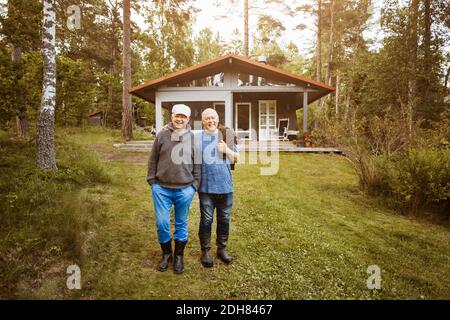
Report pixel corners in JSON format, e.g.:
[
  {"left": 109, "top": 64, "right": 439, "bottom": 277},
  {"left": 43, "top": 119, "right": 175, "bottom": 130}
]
[
  {"left": 173, "top": 239, "right": 187, "bottom": 274},
  {"left": 216, "top": 234, "right": 233, "bottom": 264},
  {"left": 158, "top": 240, "right": 172, "bottom": 272},
  {"left": 199, "top": 234, "right": 213, "bottom": 268}
]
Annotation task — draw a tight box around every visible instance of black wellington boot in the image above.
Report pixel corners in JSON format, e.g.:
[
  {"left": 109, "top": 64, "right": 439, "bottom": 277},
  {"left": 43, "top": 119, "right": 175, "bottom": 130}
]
[
  {"left": 216, "top": 234, "right": 234, "bottom": 264},
  {"left": 158, "top": 240, "right": 172, "bottom": 272},
  {"left": 173, "top": 239, "right": 187, "bottom": 274},
  {"left": 199, "top": 234, "right": 213, "bottom": 268}
]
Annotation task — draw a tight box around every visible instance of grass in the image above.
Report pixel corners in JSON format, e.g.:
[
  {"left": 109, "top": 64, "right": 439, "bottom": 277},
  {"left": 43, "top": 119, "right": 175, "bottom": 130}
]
[
  {"left": 1, "top": 127, "right": 449, "bottom": 299},
  {"left": 0, "top": 128, "right": 111, "bottom": 298}
]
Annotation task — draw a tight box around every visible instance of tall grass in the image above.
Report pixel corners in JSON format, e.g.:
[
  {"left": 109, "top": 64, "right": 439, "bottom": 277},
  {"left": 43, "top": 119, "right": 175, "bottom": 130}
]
[
  {"left": 0, "top": 130, "right": 111, "bottom": 298},
  {"left": 312, "top": 109, "right": 450, "bottom": 220}
]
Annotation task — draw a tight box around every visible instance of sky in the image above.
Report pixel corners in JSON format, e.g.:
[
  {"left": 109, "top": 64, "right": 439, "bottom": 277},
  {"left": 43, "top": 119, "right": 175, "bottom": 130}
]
[
  {"left": 0, "top": 0, "right": 402, "bottom": 57},
  {"left": 191, "top": 0, "right": 317, "bottom": 55},
  {"left": 187, "top": 0, "right": 385, "bottom": 57}
]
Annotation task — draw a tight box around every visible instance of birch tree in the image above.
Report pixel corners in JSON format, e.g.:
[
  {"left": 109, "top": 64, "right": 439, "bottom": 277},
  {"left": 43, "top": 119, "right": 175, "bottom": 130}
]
[{"left": 36, "top": 0, "right": 57, "bottom": 170}]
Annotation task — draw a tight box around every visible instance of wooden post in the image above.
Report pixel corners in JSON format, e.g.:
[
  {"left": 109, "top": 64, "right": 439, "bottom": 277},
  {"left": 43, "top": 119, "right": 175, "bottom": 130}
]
[
  {"left": 303, "top": 91, "right": 308, "bottom": 133},
  {"left": 155, "top": 94, "right": 163, "bottom": 133},
  {"left": 225, "top": 92, "right": 233, "bottom": 129}
]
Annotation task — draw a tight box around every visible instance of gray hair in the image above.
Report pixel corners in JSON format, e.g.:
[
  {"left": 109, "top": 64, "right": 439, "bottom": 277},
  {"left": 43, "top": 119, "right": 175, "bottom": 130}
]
[{"left": 201, "top": 108, "right": 219, "bottom": 120}]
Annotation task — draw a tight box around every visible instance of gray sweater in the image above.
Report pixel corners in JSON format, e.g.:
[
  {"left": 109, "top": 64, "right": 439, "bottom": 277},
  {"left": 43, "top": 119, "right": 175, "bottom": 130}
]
[{"left": 147, "top": 123, "right": 201, "bottom": 190}]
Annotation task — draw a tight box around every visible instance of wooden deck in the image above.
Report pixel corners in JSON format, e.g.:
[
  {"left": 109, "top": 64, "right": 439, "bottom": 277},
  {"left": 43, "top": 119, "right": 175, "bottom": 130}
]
[
  {"left": 113, "top": 140, "right": 342, "bottom": 154},
  {"left": 237, "top": 141, "right": 341, "bottom": 153}
]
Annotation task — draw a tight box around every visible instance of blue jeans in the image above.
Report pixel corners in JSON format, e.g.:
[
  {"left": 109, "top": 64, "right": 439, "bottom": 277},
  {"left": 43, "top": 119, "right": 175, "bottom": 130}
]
[
  {"left": 198, "top": 192, "right": 233, "bottom": 236},
  {"left": 151, "top": 183, "right": 196, "bottom": 244}
]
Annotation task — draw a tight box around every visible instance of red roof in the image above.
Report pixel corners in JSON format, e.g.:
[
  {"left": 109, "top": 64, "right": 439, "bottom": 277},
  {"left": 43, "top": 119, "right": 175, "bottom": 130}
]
[
  {"left": 129, "top": 54, "right": 334, "bottom": 104},
  {"left": 88, "top": 110, "right": 103, "bottom": 117}
]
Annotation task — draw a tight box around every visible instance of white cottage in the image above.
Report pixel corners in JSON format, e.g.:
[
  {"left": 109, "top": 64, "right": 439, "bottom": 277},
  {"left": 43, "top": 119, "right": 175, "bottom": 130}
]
[{"left": 129, "top": 54, "right": 334, "bottom": 141}]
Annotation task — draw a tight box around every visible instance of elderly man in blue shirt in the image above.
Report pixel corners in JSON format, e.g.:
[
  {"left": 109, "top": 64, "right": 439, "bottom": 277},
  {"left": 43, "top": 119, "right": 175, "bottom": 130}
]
[{"left": 198, "top": 108, "right": 239, "bottom": 268}]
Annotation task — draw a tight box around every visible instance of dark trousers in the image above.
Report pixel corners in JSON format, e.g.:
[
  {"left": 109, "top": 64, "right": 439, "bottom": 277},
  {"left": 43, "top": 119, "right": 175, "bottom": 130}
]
[{"left": 198, "top": 192, "right": 233, "bottom": 236}]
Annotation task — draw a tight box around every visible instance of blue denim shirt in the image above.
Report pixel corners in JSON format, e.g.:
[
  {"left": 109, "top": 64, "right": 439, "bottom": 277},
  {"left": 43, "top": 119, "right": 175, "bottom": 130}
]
[{"left": 198, "top": 131, "right": 236, "bottom": 194}]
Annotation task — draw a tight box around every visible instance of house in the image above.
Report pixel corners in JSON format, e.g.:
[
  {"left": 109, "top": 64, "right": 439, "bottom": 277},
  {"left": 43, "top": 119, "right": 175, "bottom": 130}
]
[
  {"left": 87, "top": 110, "right": 103, "bottom": 125},
  {"left": 128, "top": 54, "right": 334, "bottom": 141}
]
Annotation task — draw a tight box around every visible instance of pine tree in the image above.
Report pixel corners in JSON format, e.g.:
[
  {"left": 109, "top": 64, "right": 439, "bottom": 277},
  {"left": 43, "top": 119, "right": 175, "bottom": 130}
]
[{"left": 122, "top": 0, "right": 132, "bottom": 140}]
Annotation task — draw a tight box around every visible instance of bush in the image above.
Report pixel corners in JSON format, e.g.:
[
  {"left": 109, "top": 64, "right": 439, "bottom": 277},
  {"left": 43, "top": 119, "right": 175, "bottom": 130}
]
[
  {"left": 375, "top": 149, "right": 450, "bottom": 215},
  {"left": 312, "top": 110, "right": 449, "bottom": 219}
]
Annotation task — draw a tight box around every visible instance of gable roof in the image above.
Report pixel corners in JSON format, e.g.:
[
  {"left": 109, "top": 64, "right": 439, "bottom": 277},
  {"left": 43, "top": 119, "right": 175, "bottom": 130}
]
[
  {"left": 88, "top": 110, "right": 103, "bottom": 117},
  {"left": 129, "top": 54, "right": 334, "bottom": 104}
]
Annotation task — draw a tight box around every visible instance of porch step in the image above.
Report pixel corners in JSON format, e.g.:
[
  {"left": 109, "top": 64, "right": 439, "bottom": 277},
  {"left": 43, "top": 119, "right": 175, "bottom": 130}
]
[
  {"left": 113, "top": 140, "right": 153, "bottom": 152},
  {"left": 113, "top": 141, "right": 341, "bottom": 154},
  {"left": 239, "top": 146, "right": 342, "bottom": 153}
]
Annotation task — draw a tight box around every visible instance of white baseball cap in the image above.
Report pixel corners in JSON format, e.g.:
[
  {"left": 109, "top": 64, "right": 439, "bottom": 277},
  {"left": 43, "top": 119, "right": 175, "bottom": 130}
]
[{"left": 172, "top": 104, "right": 191, "bottom": 117}]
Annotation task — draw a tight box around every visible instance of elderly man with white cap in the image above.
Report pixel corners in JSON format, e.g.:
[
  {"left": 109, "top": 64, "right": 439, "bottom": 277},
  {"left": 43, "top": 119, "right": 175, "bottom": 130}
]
[{"left": 147, "top": 104, "right": 201, "bottom": 274}]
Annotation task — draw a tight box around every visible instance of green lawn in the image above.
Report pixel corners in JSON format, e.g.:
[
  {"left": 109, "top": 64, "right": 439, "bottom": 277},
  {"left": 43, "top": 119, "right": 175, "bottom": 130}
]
[{"left": 2, "top": 127, "right": 450, "bottom": 299}]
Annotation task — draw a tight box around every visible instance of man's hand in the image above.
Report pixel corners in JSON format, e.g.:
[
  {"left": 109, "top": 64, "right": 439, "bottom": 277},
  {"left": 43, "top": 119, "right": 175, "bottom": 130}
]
[
  {"left": 217, "top": 140, "right": 228, "bottom": 154},
  {"left": 218, "top": 140, "right": 239, "bottom": 163}
]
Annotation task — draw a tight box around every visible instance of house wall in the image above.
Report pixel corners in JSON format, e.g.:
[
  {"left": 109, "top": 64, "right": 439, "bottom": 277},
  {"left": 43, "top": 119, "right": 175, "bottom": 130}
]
[
  {"left": 159, "top": 92, "right": 301, "bottom": 140},
  {"left": 88, "top": 115, "right": 102, "bottom": 125},
  {"left": 233, "top": 92, "right": 299, "bottom": 140}
]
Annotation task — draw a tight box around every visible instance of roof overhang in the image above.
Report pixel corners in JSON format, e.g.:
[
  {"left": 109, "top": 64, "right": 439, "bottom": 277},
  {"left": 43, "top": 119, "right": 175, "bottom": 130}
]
[{"left": 129, "top": 54, "right": 334, "bottom": 105}]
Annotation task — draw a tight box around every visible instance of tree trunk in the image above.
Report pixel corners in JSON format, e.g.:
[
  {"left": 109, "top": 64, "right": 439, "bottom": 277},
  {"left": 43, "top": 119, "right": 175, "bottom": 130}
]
[
  {"left": 244, "top": 0, "right": 249, "bottom": 57},
  {"left": 122, "top": 0, "right": 132, "bottom": 140},
  {"left": 335, "top": 73, "right": 340, "bottom": 116},
  {"left": 325, "top": 0, "right": 335, "bottom": 85},
  {"left": 422, "top": 0, "right": 431, "bottom": 105},
  {"left": 37, "top": 0, "right": 57, "bottom": 171},
  {"left": 343, "top": 1, "right": 366, "bottom": 124},
  {"left": 104, "top": 45, "right": 115, "bottom": 127},
  {"left": 8, "top": 0, "right": 29, "bottom": 139},
  {"left": 407, "top": 0, "right": 419, "bottom": 136},
  {"left": 316, "top": 0, "right": 322, "bottom": 83},
  {"left": 344, "top": 88, "right": 350, "bottom": 121},
  {"left": 320, "top": 0, "right": 335, "bottom": 121},
  {"left": 11, "top": 44, "right": 29, "bottom": 139},
  {"left": 423, "top": 0, "right": 431, "bottom": 73},
  {"left": 445, "top": 65, "right": 450, "bottom": 89},
  {"left": 102, "top": 0, "right": 120, "bottom": 127},
  {"left": 314, "top": 0, "right": 323, "bottom": 130},
  {"left": 15, "top": 113, "right": 28, "bottom": 138}
]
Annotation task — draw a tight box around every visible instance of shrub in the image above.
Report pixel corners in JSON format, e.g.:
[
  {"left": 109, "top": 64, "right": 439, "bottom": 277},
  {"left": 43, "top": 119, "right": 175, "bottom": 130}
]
[
  {"left": 375, "top": 149, "right": 450, "bottom": 215},
  {"left": 312, "top": 110, "right": 449, "bottom": 219}
]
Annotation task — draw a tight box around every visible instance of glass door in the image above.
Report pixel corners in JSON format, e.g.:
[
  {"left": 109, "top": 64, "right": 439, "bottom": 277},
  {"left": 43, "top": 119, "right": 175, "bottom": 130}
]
[
  {"left": 213, "top": 102, "right": 225, "bottom": 126},
  {"left": 234, "top": 103, "right": 252, "bottom": 140},
  {"left": 258, "top": 100, "right": 277, "bottom": 140}
]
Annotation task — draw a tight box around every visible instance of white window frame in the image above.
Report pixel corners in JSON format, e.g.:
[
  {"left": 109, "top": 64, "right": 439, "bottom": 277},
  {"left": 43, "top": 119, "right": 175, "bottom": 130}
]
[
  {"left": 234, "top": 102, "right": 252, "bottom": 140},
  {"left": 258, "top": 100, "right": 277, "bottom": 141}
]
